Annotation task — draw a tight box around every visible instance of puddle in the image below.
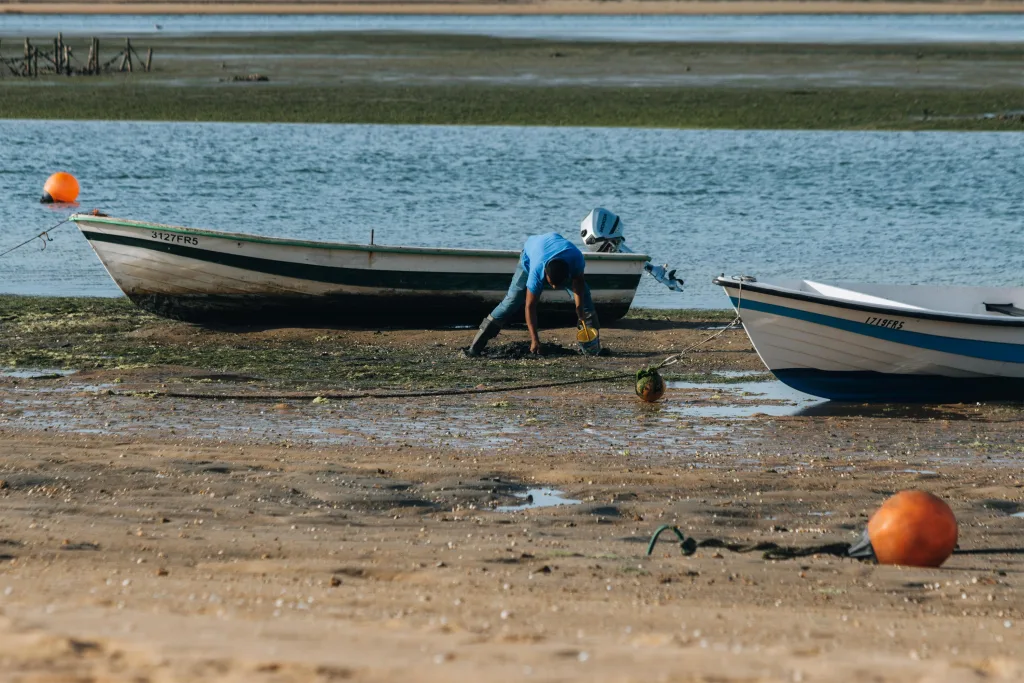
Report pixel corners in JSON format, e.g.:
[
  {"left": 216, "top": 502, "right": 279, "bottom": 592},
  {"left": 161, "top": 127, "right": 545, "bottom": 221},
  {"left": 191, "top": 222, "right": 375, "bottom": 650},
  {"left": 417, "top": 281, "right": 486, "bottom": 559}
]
[
  {"left": 1012, "top": 512, "right": 1024, "bottom": 519},
  {"left": 666, "top": 377, "right": 1004, "bottom": 420},
  {"left": 495, "top": 488, "right": 581, "bottom": 512},
  {"left": 3, "top": 375, "right": 1019, "bottom": 466},
  {"left": 901, "top": 469, "right": 939, "bottom": 475},
  {"left": 2, "top": 368, "right": 77, "bottom": 379},
  {"left": 665, "top": 379, "right": 824, "bottom": 418}
]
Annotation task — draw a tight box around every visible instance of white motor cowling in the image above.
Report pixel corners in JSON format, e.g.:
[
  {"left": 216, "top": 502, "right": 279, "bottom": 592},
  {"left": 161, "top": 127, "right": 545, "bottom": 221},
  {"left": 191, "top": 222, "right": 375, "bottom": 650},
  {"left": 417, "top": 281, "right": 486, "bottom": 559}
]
[
  {"left": 579, "top": 207, "right": 684, "bottom": 293},
  {"left": 580, "top": 208, "right": 626, "bottom": 253}
]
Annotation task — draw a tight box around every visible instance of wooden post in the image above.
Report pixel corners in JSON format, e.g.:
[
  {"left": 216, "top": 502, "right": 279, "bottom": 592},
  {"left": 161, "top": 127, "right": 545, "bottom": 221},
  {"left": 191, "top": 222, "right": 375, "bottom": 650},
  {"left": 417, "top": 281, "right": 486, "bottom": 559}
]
[
  {"left": 145, "top": 47, "right": 152, "bottom": 72},
  {"left": 94, "top": 38, "right": 100, "bottom": 73},
  {"left": 32, "top": 46, "right": 38, "bottom": 77},
  {"left": 118, "top": 37, "right": 132, "bottom": 72},
  {"left": 57, "top": 32, "right": 63, "bottom": 74},
  {"left": 64, "top": 45, "right": 72, "bottom": 75},
  {"left": 23, "top": 38, "right": 30, "bottom": 76},
  {"left": 86, "top": 40, "right": 94, "bottom": 75},
  {"left": 53, "top": 37, "right": 59, "bottom": 73}
]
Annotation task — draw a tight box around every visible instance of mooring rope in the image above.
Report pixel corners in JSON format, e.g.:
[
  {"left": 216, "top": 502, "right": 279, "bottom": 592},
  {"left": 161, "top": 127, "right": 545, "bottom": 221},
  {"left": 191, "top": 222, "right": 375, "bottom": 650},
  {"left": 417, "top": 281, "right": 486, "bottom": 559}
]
[
  {"left": 646, "top": 524, "right": 854, "bottom": 561},
  {"left": 655, "top": 316, "right": 741, "bottom": 370},
  {"left": 0, "top": 219, "right": 70, "bottom": 259},
  {"left": 117, "top": 372, "right": 638, "bottom": 402}
]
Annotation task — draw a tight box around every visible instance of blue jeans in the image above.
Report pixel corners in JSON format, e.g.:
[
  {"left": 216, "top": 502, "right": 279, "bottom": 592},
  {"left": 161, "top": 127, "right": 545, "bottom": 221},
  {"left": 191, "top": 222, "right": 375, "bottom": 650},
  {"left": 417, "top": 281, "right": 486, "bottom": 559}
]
[{"left": 487, "top": 257, "right": 598, "bottom": 328}]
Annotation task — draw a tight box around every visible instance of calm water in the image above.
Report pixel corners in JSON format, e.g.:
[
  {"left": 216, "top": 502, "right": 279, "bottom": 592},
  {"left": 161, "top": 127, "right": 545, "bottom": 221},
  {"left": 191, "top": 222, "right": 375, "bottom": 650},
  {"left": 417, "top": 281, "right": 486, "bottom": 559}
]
[
  {"left": 2, "top": 14, "right": 1024, "bottom": 43},
  {"left": 1, "top": 121, "right": 1022, "bottom": 309}
]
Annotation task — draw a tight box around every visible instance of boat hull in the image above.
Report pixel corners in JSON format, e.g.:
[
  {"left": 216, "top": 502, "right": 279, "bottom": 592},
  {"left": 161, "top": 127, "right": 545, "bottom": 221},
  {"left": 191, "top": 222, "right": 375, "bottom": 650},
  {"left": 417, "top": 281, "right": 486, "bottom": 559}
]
[
  {"left": 715, "top": 276, "right": 1024, "bottom": 402},
  {"left": 125, "top": 291, "right": 633, "bottom": 327},
  {"left": 73, "top": 216, "right": 648, "bottom": 327}
]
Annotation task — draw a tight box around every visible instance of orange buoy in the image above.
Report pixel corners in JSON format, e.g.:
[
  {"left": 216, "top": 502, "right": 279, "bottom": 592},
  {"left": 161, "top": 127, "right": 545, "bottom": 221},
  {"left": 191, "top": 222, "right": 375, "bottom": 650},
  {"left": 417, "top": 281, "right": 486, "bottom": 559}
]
[
  {"left": 40, "top": 172, "right": 79, "bottom": 204},
  {"left": 850, "top": 490, "right": 958, "bottom": 567},
  {"left": 635, "top": 367, "right": 666, "bottom": 403}
]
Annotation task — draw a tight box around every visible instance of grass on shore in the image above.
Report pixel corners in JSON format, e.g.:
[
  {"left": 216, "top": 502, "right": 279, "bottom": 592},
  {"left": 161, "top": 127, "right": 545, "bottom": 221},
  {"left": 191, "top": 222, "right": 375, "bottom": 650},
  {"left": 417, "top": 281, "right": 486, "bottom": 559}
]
[
  {"left": 1, "top": 33, "right": 1022, "bottom": 129},
  {"left": 2, "top": 82, "right": 1023, "bottom": 130}
]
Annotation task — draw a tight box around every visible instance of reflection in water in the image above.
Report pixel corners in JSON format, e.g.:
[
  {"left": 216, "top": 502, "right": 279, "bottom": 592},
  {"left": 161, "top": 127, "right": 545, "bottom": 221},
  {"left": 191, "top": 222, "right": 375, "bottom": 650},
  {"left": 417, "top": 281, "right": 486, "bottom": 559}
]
[
  {"left": 1, "top": 368, "right": 78, "bottom": 379},
  {"left": 495, "top": 488, "right": 581, "bottom": 512},
  {"left": 666, "top": 378, "right": 823, "bottom": 418},
  {"left": 792, "top": 401, "right": 1002, "bottom": 420},
  {"left": 667, "top": 377, "right": 1022, "bottom": 420}
]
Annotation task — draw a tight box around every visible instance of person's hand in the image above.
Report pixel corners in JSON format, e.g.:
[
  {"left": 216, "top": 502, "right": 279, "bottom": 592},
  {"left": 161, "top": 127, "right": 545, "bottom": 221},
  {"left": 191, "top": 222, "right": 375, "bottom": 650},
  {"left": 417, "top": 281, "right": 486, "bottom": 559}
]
[{"left": 530, "top": 339, "right": 542, "bottom": 355}]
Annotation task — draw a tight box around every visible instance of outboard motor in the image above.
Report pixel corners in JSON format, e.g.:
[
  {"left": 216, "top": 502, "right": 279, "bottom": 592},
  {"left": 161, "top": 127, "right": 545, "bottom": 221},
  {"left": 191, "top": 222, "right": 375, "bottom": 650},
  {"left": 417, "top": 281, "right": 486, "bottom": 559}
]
[{"left": 580, "top": 208, "right": 684, "bottom": 293}]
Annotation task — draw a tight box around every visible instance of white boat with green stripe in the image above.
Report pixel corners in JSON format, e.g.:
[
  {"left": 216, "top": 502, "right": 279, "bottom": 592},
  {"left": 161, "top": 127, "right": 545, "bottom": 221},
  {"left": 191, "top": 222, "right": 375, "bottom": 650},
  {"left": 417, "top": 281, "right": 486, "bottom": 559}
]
[{"left": 71, "top": 214, "right": 650, "bottom": 326}]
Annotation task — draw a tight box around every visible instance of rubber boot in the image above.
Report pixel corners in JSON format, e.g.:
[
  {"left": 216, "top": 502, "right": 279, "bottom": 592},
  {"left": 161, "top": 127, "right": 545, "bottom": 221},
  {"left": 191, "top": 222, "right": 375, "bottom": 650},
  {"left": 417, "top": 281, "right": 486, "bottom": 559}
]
[{"left": 467, "top": 316, "right": 502, "bottom": 356}]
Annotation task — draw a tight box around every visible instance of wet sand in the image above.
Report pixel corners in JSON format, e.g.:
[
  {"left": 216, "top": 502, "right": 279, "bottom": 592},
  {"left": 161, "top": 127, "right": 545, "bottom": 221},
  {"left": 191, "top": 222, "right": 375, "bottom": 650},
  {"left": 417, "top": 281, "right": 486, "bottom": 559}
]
[
  {"left": 5, "top": 0, "right": 1024, "bottom": 14},
  {"left": 0, "top": 302, "right": 1023, "bottom": 680}
]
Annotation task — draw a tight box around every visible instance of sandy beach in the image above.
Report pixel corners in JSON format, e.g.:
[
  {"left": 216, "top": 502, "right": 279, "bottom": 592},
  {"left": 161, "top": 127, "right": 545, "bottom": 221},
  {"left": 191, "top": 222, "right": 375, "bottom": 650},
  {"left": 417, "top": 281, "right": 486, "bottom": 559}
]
[
  {"left": 0, "top": 298, "right": 1022, "bottom": 681},
  {"left": 1, "top": 0, "right": 1023, "bottom": 670},
  {"left": 4, "top": 0, "right": 1024, "bottom": 14}
]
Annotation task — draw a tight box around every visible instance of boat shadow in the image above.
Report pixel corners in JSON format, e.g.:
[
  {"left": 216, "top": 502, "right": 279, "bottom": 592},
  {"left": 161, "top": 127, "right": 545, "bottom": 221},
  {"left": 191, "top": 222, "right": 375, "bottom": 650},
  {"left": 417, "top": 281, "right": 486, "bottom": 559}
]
[
  {"left": 954, "top": 548, "right": 1024, "bottom": 555},
  {"left": 790, "top": 402, "right": 1006, "bottom": 420}
]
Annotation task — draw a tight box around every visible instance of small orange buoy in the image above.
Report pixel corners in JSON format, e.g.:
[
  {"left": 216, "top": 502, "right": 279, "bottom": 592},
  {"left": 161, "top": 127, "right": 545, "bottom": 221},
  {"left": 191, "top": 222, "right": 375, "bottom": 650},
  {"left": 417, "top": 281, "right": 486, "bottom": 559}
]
[
  {"left": 40, "top": 172, "right": 79, "bottom": 204},
  {"left": 849, "top": 490, "right": 958, "bottom": 567},
  {"left": 635, "top": 367, "right": 666, "bottom": 403}
]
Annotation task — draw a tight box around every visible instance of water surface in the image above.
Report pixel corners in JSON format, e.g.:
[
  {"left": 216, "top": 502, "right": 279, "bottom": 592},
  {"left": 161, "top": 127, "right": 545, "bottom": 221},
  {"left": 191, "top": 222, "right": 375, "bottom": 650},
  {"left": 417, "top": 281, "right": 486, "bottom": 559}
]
[
  {"left": 1, "top": 121, "right": 1021, "bottom": 309},
  {"left": 2, "top": 14, "right": 1024, "bottom": 43}
]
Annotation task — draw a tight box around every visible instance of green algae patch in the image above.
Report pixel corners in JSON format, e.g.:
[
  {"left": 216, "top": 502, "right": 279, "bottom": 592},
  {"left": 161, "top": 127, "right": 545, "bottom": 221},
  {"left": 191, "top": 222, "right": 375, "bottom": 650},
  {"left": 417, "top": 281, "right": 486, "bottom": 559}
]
[
  {"left": 3, "top": 82, "right": 1022, "bottom": 130},
  {"left": 1, "top": 33, "right": 1022, "bottom": 130},
  {"left": 0, "top": 295, "right": 752, "bottom": 392}
]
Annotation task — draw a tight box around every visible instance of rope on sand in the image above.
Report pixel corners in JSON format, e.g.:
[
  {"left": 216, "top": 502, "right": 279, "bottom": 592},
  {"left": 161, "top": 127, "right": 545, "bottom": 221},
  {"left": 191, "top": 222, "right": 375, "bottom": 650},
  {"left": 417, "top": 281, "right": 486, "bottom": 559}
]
[
  {"left": 646, "top": 524, "right": 855, "bottom": 561},
  {"left": 114, "top": 371, "right": 638, "bottom": 402}
]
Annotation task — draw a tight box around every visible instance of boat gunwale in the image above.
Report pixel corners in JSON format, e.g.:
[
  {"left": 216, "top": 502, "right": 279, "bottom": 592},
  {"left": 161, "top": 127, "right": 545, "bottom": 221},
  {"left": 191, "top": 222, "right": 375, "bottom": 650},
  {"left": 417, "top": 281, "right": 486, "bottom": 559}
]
[
  {"left": 715, "top": 276, "right": 1024, "bottom": 329},
  {"left": 71, "top": 215, "right": 652, "bottom": 263}
]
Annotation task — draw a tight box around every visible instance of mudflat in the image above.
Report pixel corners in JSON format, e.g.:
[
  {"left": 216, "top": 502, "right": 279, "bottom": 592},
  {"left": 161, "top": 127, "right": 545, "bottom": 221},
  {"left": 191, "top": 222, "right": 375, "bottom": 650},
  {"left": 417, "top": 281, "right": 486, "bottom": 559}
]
[
  {"left": 1, "top": 32, "right": 1023, "bottom": 129},
  {"left": 0, "top": 296, "right": 1022, "bottom": 681}
]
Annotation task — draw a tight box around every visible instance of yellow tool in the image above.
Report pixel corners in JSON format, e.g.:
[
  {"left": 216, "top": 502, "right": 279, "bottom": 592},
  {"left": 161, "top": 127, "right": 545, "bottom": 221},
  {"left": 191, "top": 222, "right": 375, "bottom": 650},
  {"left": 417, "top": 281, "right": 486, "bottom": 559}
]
[
  {"left": 576, "top": 318, "right": 598, "bottom": 343},
  {"left": 576, "top": 319, "right": 601, "bottom": 355}
]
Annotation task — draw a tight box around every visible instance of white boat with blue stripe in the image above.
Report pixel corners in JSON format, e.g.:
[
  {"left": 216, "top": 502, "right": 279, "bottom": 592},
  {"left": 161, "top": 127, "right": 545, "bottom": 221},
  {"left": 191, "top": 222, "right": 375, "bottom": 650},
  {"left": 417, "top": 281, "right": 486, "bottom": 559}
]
[{"left": 715, "top": 275, "right": 1024, "bottom": 402}]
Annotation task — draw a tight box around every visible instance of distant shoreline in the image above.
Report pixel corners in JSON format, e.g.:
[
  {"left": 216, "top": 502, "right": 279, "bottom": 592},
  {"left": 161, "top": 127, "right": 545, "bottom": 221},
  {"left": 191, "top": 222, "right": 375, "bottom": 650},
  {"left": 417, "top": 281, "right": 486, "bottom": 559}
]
[{"left": 4, "top": 1, "right": 1024, "bottom": 15}]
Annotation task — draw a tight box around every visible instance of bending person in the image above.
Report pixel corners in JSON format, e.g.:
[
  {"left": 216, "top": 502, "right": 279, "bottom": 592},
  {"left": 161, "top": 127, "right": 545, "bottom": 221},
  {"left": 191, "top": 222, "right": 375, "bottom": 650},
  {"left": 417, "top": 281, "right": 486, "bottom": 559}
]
[{"left": 468, "top": 232, "right": 598, "bottom": 356}]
